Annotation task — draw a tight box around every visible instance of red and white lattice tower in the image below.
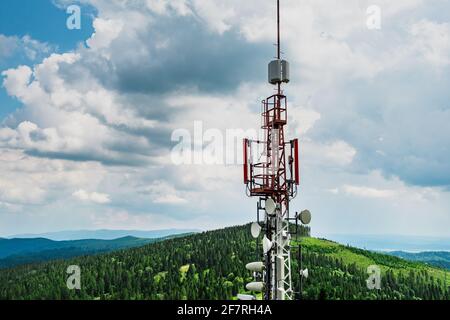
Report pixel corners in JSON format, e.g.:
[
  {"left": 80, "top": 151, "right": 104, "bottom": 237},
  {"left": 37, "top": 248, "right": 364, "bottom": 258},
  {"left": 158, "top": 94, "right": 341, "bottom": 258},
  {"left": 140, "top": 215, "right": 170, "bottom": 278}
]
[{"left": 242, "top": 0, "right": 301, "bottom": 301}]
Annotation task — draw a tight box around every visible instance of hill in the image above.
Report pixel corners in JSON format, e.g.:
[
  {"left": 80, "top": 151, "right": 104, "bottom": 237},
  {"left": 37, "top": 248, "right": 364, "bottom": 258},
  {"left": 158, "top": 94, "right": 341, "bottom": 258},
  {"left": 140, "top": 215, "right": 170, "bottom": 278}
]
[
  {"left": 385, "top": 251, "right": 450, "bottom": 270},
  {"left": 0, "top": 225, "right": 448, "bottom": 300},
  {"left": 0, "top": 234, "right": 193, "bottom": 269},
  {"left": 299, "top": 237, "right": 449, "bottom": 300}
]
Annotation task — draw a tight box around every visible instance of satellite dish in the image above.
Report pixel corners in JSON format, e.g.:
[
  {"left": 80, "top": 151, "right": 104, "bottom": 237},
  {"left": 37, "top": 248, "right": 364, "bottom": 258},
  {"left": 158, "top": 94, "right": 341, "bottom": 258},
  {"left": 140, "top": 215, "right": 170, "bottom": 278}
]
[
  {"left": 265, "top": 198, "right": 276, "bottom": 216},
  {"left": 237, "top": 294, "right": 256, "bottom": 301},
  {"left": 300, "top": 268, "right": 309, "bottom": 279},
  {"left": 250, "top": 222, "right": 262, "bottom": 238},
  {"left": 246, "top": 262, "right": 264, "bottom": 272},
  {"left": 246, "top": 282, "right": 264, "bottom": 292},
  {"left": 299, "top": 210, "right": 312, "bottom": 225},
  {"left": 262, "top": 235, "right": 273, "bottom": 254}
]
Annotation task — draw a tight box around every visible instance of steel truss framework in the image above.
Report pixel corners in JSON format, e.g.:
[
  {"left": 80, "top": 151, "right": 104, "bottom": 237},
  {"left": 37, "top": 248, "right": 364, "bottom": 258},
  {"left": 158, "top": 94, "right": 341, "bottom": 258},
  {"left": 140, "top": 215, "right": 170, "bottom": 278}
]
[{"left": 243, "top": 0, "right": 301, "bottom": 301}]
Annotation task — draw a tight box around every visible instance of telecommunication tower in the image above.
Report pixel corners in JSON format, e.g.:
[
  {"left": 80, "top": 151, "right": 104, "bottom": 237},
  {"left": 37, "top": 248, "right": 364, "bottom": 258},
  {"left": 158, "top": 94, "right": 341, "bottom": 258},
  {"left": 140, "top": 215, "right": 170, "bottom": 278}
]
[{"left": 240, "top": 0, "right": 310, "bottom": 301}]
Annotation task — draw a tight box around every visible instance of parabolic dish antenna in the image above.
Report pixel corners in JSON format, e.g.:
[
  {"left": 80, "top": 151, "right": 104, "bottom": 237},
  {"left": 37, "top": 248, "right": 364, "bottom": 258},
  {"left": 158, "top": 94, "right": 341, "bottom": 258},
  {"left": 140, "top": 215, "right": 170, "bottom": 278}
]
[
  {"left": 300, "top": 268, "right": 309, "bottom": 279},
  {"left": 262, "top": 235, "right": 273, "bottom": 254},
  {"left": 250, "top": 222, "right": 262, "bottom": 238},
  {"left": 299, "top": 210, "right": 312, "bottom": 225},
  {"left": 265, "top": 198, "right": 276, "bottom": 216}
]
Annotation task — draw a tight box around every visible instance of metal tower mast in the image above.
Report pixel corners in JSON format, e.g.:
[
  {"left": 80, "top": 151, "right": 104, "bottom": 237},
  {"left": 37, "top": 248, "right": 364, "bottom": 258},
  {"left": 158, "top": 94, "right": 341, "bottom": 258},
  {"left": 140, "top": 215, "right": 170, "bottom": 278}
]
[{"left": 242, "top": 0, "right": 301, "bottom": 301}]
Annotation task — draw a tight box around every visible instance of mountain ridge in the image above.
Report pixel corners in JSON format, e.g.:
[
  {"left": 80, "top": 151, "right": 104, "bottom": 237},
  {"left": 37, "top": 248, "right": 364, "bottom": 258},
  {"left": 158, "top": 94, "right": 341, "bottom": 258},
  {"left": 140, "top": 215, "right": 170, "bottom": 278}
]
[
  {"left": 0, "top": 233, "right": 195, "bottom": 269},
  {"left": 6, "top": 228, "right": 201, "bottom": 241}
]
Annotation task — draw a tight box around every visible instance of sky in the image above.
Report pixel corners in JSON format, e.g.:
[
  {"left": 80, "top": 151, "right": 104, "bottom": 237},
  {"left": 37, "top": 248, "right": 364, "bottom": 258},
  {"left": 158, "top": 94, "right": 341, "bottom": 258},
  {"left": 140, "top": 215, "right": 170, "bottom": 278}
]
[{"left": 0, "top": 0, "right": 449, "bottom": 238}]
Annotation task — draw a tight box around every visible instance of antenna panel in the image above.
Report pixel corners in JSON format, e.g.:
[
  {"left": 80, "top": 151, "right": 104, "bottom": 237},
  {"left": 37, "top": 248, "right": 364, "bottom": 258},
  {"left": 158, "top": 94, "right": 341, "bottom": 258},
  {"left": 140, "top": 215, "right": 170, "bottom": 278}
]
[
  {"left": 281, "top": 60, "right": 290, "bottom": 83},
  {"left": 268, "top": 60, "right": 282, "bottom": 84},
  {"left": 237, "top": 294, "right": 256, "bottom": 301}
]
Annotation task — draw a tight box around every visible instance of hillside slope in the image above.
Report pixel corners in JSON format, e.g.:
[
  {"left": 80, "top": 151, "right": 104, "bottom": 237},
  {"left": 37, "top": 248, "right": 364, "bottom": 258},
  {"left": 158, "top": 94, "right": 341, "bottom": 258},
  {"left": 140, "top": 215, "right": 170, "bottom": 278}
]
[
  {"left": 385, "top": 251, "right": 450, "bottom": 270},
  {"left": 0, "top": 237, "right": 153, "bottom": 259},
  {"left": 298, "top": 237, "right": 449, "bottom": 300},
  {"left": 0, "top": 225, "right": 448, "bottom": 300}
]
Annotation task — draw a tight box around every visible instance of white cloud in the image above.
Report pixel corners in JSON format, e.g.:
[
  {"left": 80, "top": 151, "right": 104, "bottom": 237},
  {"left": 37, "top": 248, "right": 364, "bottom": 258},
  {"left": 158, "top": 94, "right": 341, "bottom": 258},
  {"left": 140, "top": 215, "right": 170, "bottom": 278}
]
[
  {"left": 0, "top": 34, "right": 18, "bottom": 59},
  {"left": 289, "top": 107, "right": 322, "bottom": 136},
  {"left": 144, "top": 180, "right": 187, "bottom": 204},
  {"left": 0, "top": 34, "right": 54, "bottom": 62},
  {"left": 410, "top": 20, "right": 450, "bottom": 68},
  {"left": 73, "top": 189, "right": 111, "bottom": 204},
  {"left": 343, "top": 185, "right": 398, "bottom": 199},
  {"left": 0, "top": 178, "right": 46, "bottom": 205},
  {"left": 336, "top": 171, "right": 441, "bottom": 202},
  {"left": 87, "top": 18, "right": 124, "bottom": 52},
  {"left": 325, "top": 141, "right": 357, "bottom": 166},
  {"left": 146, "top": 0, "right": 192, "bottom": 16},
  {"left": 192, "top": 0, "right": 235, "bottom": 34},
  {"left": 1, "top": 65, "right": 33, "bottom": 99},
  {"left": 1, "top": 51, "right": 159, "bottom": 166},
  {"left": 0, "top": 148, "right": 109, "bottom": 209},
  {"left": 21, "top": 35, "right": 54, "bottom": 60},
  {"left": 303, "top": 140, "right": 357, "bottom": 167}
]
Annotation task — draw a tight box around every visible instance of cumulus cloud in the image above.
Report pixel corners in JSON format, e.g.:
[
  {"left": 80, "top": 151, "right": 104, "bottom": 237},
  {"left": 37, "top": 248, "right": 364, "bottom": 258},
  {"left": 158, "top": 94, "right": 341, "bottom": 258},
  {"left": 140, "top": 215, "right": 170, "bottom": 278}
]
[
  {"left": 1, "top": 52, "right": 162, "bottom": 166},
  {"left": 87, "top": 18, "right": 124, "bottom": 52}
]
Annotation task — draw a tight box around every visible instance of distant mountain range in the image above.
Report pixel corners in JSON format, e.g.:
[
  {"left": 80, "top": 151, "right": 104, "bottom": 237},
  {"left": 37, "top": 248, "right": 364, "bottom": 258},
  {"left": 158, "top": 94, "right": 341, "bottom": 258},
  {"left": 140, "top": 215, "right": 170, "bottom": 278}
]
[
  {"left": 319, "top": 234, "right": 450, "bottom": 252},
  {"left": 0, "top": 230, "right": 198, "bottom": 269},
  {"left": 5, "top": 229, "right": 201, "bottom": 241},
  {"left": 386, "top": 251, "right": 450, "bottom": 270}
]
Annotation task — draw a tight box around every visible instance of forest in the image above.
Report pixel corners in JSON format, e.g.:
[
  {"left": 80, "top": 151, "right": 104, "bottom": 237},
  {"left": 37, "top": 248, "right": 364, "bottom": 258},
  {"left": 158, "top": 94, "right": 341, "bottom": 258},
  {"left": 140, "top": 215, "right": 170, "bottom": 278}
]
[{"left": 0, "top": 224, "right": 448, "bottom": 300}]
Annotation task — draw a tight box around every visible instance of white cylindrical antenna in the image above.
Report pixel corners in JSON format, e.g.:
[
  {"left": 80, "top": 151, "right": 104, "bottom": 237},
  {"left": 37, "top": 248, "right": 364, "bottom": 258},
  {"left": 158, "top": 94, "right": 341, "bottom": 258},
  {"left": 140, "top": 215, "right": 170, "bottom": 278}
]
[
  {"left": 237, "top": 294, "right": 257, "bottom": 301},
  {"left": 246, "top": 282, "right": 265, "bottom": 292},
  {"left": 246, "top": 262, "right": 264, "bottom": 272}
]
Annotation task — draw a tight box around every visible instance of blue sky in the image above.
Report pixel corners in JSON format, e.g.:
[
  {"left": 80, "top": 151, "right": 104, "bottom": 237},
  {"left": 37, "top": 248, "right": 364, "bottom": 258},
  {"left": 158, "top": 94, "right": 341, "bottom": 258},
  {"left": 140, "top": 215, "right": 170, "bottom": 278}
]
[
  {"left": 0, "top": 0, "right": 94, "bottom": 119},
  {"left": 0, "top": 0, "right": 94, "bottom": 48},
  {"left": 0, "top": 0, "right": 449, "bottom": 238}
]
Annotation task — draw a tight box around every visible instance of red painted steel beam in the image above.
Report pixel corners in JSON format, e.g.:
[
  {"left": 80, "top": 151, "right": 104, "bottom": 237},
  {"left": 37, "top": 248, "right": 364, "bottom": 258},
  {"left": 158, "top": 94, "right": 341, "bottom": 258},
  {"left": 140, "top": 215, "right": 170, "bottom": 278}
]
[
  {"left": 293, "top": 139, "right": 300, "bottom": 185},
  {"left": 243, "top": 139, "right": 249, "bottom": 184}
]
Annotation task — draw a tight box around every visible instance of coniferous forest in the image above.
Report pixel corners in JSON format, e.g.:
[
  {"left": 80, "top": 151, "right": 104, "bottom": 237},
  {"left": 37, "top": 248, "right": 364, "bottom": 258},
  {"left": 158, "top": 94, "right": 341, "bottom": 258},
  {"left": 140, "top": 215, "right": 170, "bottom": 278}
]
[{"left": 0, "top": 225, "right": 448, "bottom": 300}]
